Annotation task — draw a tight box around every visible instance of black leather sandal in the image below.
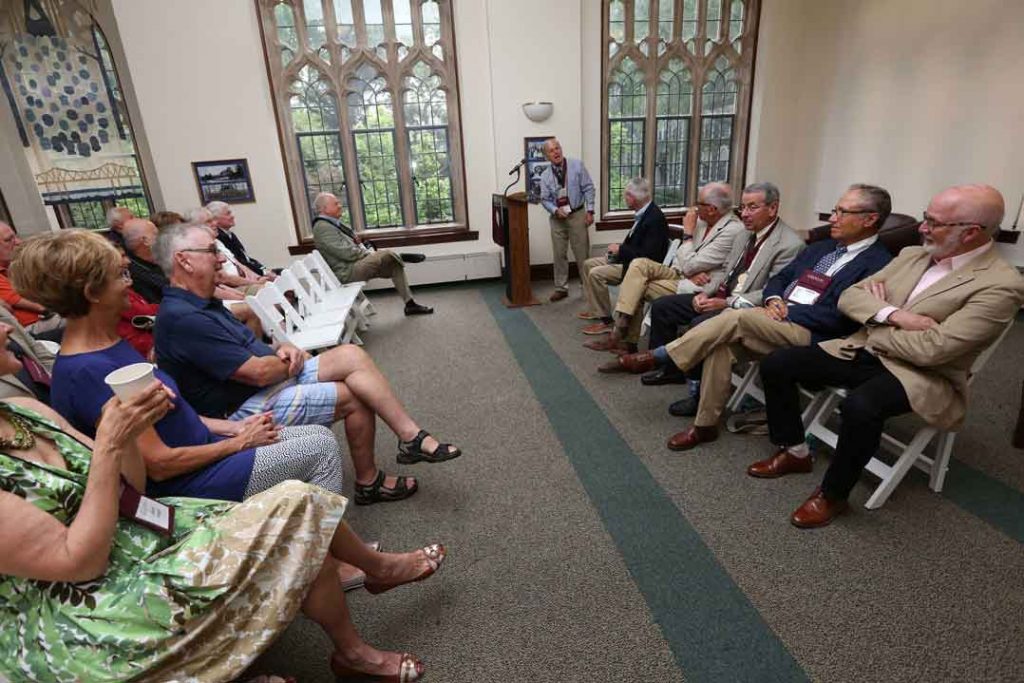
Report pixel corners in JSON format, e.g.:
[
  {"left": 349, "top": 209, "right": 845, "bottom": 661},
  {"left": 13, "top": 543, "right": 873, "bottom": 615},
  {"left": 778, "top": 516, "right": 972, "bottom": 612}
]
[
  {"left": 397, "top": 430, "right": 462, "bottom": 464},
  {"left": 354, "top": 471, "right": 418, "bottom": 505}
]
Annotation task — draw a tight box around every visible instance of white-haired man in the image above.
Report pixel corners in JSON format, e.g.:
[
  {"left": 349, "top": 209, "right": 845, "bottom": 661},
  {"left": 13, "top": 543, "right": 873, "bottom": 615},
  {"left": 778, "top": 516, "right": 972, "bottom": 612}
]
[
  {"left": 311, "top": 192, "right": 433, "bottom": 315},
  {"left": 152, "top": 223, "right": 462, "bottom": 505},
  {"left": 186, "top": 207, "right": 267, "bottom": 294},
  {"left": 579, "top": 177, "right": 669, "bottom": 333},
  {"left": 206, "top": 201, "right": 274, "bottom": 280},
  {"left": 539, "top": 138, "right": 595, "bottom": 303},
  {"left": 104, "top": 205, "right": 134, "bottom": 249}
]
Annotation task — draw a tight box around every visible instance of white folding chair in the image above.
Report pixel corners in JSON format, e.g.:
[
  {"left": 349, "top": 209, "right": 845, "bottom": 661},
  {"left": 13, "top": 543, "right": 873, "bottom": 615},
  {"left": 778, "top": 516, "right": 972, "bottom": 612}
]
[
  {"left": 640, "top": 237, "right": 682, "bottom": 337},
  {"left": 290, "top": 260, "right": 366, "bottom": 329},
  {"left": 801, "top": 321, "right": 1015, "bottom": 509},
  {"left": 281, "top": 265, "right": 364, "bottom": 343},
  {"left": 247, "top": 287, "right": 344, "bottom": 354},
  {"left": 309, "top": 250, "right": 376, "bottom": 317}
]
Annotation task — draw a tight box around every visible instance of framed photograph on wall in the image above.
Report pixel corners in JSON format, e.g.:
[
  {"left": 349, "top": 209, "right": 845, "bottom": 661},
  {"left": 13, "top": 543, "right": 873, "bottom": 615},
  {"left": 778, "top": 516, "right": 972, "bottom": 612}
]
[
  {"left": 524, "top": 136, "right": 552, "bottom": 204},
  {"left": 191, "top": 158, "right": 256, "bottom": 204}
]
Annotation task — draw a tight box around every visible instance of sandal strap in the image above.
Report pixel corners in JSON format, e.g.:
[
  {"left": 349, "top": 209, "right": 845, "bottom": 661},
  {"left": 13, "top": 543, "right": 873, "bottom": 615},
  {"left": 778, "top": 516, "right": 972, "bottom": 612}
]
[
  {"left": 400, "top": 429, "right": 430, "bottom": 452},
  {"left": 356, "top": 470, "right": 416, "bottom": 498}
]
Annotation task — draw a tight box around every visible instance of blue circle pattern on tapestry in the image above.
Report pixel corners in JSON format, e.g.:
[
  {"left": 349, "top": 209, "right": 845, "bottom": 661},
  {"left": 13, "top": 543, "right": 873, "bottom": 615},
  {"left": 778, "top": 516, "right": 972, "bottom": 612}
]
[{"left": 5, "top": 34, "right": 121, "bottom": 158}]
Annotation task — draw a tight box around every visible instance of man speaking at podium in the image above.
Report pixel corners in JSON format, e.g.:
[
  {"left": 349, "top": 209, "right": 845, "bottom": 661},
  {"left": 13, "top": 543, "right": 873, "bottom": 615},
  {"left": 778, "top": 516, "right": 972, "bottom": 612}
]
[{"left": 539, "top": 138, "right": 595, "bottom": 303}]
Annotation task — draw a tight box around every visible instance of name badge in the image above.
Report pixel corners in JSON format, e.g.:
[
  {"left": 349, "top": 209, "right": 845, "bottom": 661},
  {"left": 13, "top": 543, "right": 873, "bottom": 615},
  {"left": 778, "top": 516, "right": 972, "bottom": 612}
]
[
  {"left": 119, "top": 478, "right": 175, "bottom": 536},
  {"left": 786, "top": 270, "right": 832, "bottom": 305},
  {"left": 556, "top": 187, "right": 569, "bottom": 208},
  {"left": 734, "top": 272, "right": 748, "bottom": 292}
]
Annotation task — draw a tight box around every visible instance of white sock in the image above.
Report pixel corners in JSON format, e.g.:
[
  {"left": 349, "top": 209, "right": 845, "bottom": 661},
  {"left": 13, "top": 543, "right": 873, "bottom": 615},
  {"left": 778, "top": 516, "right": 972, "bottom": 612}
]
[{"left": 786, "top": 443, "right": 810, "bottom": 458}]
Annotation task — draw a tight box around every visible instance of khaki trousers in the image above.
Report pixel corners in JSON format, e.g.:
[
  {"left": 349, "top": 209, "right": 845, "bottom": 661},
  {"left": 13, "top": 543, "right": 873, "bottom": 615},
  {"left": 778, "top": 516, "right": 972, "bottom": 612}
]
[
  {"left": 351, "top": 249, "right": 413, "bottom": 301},
  {"left": 550, "top": 208, "right": 590, "bottom": 293},
  {"left": 582, "top": 256, "right": 623, "bottom": 317},
  {"left": 612, "top": 258, "right": 681, "bottom": 342},
  {"left": 665, "top": 308, "right": 812, "bottom": 427}
]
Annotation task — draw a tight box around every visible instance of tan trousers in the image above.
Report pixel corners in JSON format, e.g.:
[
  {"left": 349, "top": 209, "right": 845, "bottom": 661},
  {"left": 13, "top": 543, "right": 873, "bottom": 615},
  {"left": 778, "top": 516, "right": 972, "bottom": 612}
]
[
  {"left": 665, "top": 308, "right": 812, "bottom": 427},
  {"left": 582, "top": 256, "right": 623, "bottom": 318},
  {"left": 351, "top": 249, "right": 413, "bottom": 302},
  {"left": 550, "top": 208, "right": 590, "bottom": 293},
  {"left": 612, "top": 258, "right": 681, "bottom": 342}
]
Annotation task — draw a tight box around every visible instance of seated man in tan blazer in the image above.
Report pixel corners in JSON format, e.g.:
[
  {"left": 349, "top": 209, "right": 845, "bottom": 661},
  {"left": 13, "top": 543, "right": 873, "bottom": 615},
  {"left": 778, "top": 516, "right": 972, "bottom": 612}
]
[{"left": 748, "top": 184, "right": 1024, "bottom": 528}]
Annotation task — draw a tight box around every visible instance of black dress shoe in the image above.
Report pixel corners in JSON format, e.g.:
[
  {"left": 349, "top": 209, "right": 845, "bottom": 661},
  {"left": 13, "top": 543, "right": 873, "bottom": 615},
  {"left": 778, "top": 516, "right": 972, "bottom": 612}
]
[
  {"left": 640, "top": 366, "right": 687, "bottom": 386},
  {"left": 668, "top": 395, "right": 698, "bottom": 417},
  {"left": 404, "top": 301, "right": 434, "bottom": 315}
]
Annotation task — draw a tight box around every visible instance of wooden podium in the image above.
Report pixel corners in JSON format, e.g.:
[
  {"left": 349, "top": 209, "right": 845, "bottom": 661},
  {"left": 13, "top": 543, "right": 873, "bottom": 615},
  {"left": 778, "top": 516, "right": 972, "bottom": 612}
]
[{"left": 492, "top": 191, "right": 540, "bottom": 307}]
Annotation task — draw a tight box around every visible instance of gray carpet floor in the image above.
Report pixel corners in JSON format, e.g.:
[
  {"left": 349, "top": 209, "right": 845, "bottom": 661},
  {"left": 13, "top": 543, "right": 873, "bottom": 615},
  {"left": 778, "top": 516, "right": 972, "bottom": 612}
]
[{"left": 244, "top": 280, "right": 1024, "bottom": 682}]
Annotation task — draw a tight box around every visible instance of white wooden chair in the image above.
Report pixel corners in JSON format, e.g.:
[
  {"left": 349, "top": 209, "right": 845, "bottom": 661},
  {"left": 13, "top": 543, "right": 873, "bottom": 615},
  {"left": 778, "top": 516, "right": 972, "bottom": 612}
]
[
  {"left": 305, "top": 251, "right": 375, "bottom": 319},
  {"left": 246, "top": 287, "right": 345, "bottom": 354},
  {"left": 801, "top": 321, "right": 1014, "bottom": 509},
  {"left": 290, "top": 260, "right": 369, "bottom": 333}
]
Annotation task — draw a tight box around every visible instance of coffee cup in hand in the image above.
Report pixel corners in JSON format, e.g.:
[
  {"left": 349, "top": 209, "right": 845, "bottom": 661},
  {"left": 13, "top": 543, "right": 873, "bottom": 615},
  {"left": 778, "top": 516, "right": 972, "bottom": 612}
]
[{"left": 104, "top": 363, "right": 156, "bottom": 401}]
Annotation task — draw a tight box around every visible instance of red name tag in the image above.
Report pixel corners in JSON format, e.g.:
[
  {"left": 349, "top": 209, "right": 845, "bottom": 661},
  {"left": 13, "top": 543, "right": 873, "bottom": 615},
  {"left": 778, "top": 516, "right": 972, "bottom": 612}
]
[
  {"left": 786, "top": 270, "right": 832, "bottom": 305},
  {"left": 119, "top": 479, "right": 175, "bottom": 537}
]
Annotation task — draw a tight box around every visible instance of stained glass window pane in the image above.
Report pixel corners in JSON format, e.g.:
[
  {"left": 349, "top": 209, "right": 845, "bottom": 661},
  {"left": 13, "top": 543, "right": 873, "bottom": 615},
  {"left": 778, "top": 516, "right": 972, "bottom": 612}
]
[
  {"left": 347, "top": 71, "right": 403, "bottom": 227},
  {"left": 655, "top": 60, "right": 692, "bottom": 207},
  {"left": 698, "top": 57, "right": 737, "bottom": 185},
  {"left": 363, "top": 0, "right": 385, "bottom": 47},
  {"left": 404, "top": 62, "right": 453, "bottom": 224},
  {"left": 729, "top": 0, "right": 745, "bottom": 50},
  {"left": 393, "top": 0, "right": 414, "bottom": 46},
  {"left": 289, "top": 65, "right": 348, "bottom": 226},
  {"left": 705, "top": 0, "right": 723, "bottom": 52},
  {"left": 658, "top": 0, "right": 674, "bottom": 42},
  {"left": 608, "top": 58, "right": 646, "bottom": 211},
  {"left": 275, "top": 3, "right": 298, "bottom": 65},
  {"left": 609, "top": 0, "right": 625, "bottom": 43},
  {"left": 332, "top": 0, "right": 356, "bottom": 46},
  {"left": 634, "top": 0, "right": 650, "bottom": 43},
  {"left": 422, "top": 1, "right": 441, "bottom": 46},
  {"left": 681, "top": 0, "right": 697, "bottom": 45}
]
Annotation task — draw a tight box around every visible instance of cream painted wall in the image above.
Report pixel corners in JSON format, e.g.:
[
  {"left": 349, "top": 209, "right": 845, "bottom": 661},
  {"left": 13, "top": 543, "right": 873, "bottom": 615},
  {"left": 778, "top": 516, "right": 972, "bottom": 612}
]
[{"left": 748, "top": 0, "right": 1024, "bottom": 264}]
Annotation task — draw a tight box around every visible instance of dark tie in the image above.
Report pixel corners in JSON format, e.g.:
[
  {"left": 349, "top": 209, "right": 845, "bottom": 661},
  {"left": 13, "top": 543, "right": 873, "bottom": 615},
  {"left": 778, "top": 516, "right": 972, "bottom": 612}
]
[
  {"left": 718, "top": 233, "right": 758, "bottom": 297},
  {"left": 782, "top": 245, "right": 848, "bottom": 300}
]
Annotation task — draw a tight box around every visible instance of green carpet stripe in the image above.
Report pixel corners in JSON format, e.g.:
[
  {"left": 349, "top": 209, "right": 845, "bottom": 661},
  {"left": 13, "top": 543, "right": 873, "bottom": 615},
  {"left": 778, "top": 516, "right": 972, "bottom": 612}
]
[
  {"left": 942, "top": 459, "right": 1024, "bottom": 543},
  {"left": 483, "top": 286, "right": 808, "bottom": 683}
]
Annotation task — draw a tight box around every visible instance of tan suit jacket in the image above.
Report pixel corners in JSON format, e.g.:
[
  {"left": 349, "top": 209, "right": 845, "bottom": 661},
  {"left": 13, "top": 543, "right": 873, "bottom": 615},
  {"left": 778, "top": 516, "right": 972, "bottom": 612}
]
[
  {"left": 822, "top": 245, "right": 1024, "bottom": 431},
  {"left": 0, "top": 305, "right": 55, "bottom": 400},
  {"left": 706, "top": 219, "right": 804, "bottom": 304}
]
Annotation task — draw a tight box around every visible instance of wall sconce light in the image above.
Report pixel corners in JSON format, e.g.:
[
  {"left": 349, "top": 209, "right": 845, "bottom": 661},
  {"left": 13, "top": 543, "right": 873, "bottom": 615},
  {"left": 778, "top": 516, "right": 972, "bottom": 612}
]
[{"left": 522, "top": 101, "right": 554, "bottom": 122}]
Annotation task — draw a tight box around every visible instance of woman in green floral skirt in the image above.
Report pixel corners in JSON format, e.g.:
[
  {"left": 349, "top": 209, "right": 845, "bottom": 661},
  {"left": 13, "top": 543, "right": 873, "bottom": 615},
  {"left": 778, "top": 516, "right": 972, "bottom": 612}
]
[{"left": 0, "top": 325, "right": 443, "bottom": 682}]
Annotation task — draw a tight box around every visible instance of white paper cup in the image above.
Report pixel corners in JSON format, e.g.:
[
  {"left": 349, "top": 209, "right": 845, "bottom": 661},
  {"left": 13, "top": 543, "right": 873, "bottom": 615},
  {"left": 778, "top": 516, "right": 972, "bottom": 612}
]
[{"left": 104, "top": 363, "right": 156, "bottom": 401}]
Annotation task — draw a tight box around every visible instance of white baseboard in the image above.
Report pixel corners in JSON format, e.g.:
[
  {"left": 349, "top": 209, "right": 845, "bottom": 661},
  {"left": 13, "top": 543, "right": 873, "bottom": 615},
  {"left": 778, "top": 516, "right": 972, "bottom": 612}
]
[{"left": 363, "top": 250, "right": 503, "bottom": 290}]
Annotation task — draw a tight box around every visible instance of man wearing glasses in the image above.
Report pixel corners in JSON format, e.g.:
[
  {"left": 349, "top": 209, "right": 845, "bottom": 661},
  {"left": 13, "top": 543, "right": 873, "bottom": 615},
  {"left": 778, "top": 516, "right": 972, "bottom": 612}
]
[
  {"left": 750, "top": 184, "right": 1024, "bottom": 528},
  {"left": 607, "top": 184, "right": 893, "bottom": 451}
]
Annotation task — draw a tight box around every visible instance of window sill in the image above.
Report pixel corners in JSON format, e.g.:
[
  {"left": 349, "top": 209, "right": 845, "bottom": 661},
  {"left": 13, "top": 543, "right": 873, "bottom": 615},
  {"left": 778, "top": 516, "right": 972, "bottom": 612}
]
[{"left": 288, "top": 226, "right": 479, "bottom": 255}]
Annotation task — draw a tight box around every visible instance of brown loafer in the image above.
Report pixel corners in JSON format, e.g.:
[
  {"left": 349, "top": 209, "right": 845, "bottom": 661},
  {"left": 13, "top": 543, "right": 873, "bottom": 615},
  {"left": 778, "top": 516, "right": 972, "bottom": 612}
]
[
  {"left": 583, "top": 333, "right": 626, "bottom": 352},
  {"left": 791, "top": 488, "right": 848, "bottom": 528},
  {"left": 582, "top": 321, "right": 613, "bottom": 335},
  {"left": 667, "top": 424, "right": 719, "bottom": 451},
  {"left": 577, "top": 310, "right": 602, "bottom": 320},
  {"left": 746, "top": 448, "right": 814, "bottom": 478},
  {"left": 549, "top": 290, "right": 568, "bottom": 302},
  {"left": 597, "top": 351, "right": 655, "bottom": 374}
]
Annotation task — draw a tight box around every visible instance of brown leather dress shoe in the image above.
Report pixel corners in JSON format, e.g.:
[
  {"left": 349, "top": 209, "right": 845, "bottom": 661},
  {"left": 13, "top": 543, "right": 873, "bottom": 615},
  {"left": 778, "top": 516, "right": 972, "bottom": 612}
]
[
  {"left": 746, "top": 448, "right": 814, "bottom": 479},
  {"left": 582, "top": 321, "right": 613, "bottom": 335},
  {"left": 598, "top": 351, "right": 656, "bottom": 374},
  {"left": 583, "top": 332, "right": 627, "bottom": 352},
  {"left": 790, "top": 488, "right": 848, "bottom": 528},
  {"left": 549, "top": 290, "right": 568, "bottom": 302},
  {"left": 666, "top": 424, "right": 719, "bottom": 451},
  {"left": 576, "top": 310, "right": 601, "bottom": 320}
]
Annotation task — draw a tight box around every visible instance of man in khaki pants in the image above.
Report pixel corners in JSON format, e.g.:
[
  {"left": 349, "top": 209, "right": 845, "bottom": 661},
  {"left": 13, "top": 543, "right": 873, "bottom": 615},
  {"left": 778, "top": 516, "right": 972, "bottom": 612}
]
[{"left": 538, "top": 138, "right": 595, "bottom": 303}]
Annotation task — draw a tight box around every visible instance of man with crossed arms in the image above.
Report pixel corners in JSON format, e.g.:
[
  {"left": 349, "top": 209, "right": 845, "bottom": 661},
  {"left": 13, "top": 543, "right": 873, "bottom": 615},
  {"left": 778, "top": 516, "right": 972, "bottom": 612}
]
[
  {"left": 749, "top": 184, "right": 1024, "bottom": 528},
  {"left": 583, "top": 181, "right": 745, "bottom": 352}
]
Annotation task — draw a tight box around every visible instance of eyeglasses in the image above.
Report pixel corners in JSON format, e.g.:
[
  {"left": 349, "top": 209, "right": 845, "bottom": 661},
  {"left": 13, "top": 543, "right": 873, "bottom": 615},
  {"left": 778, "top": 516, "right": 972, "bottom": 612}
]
[
  {"left": 739, "top": 203, "right": 766, "bottom": 213},
  {"left": 119, "top": 267, "right": 131, "bottom": 281},
  {"left": 831, "top": 206, "right": 875, "bottom": 217},
  {"left": 920, "top": 213, "right": 981, "bottom": 230},
  {"left": 178, "top": 245, "right": 219, "bottom": 255}
]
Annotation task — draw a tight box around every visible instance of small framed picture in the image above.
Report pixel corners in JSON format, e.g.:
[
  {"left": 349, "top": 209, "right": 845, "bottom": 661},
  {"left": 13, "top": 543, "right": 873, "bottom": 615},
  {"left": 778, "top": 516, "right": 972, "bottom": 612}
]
[
  {"left": 191, "top": 158, "right": 256, "bottom": 204},
  {"left": 524, "top": 136, "right": 552, "bottom": 204}
]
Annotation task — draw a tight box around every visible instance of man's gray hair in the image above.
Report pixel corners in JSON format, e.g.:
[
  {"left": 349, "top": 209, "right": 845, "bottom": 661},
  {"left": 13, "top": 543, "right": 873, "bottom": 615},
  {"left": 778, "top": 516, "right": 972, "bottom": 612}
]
[
  {"left": 206, "top": 200, "right": 231, "bottom": 217},
  {"left": 848, "top": 183, "right": 891, "bottom": 231},
  {"left": 742, "top": 182, "right": 781, "bottom": 206},
  {"left": 625, "top": 177, "right": 651, "bottom": 202},
  {"left": 186, "top": 207, "right": 212, "bottom": 224},
  {"left": 313, "top": 192, "right": 337, "bottom": 215},
  {"left": 153, "top": 223, "right": 205, "bottom": 276},
  {"left": 700, "top": 182, "right": 733, "bottom": 211},
  {"left": 122, "top": 220, "right": 150, "bottom": 252},
  {"left": 106, "top": 206, "right": 128, "bottom": 228}
]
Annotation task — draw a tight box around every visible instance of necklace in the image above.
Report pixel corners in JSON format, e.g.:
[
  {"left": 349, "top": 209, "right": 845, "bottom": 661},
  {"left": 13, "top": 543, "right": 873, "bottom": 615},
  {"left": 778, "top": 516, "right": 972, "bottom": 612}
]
[{"left": 0, "top": 406, "right": 36, "bottom": 450}]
